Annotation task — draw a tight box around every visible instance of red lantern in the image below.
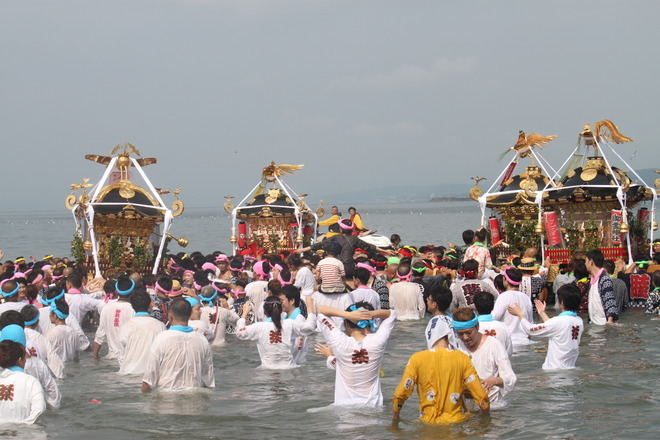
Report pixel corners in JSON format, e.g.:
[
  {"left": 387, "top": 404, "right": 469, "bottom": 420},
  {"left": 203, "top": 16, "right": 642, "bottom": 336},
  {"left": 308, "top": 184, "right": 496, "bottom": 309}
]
[
  {"left": 638, "top": 207, "right": 650, "bottom": 223},
  {"left": 238, "top": 222, "right": 247, "bottom": 248},
  {"left": 303, "top": 224, "right": 312, "bottom": 237},
  {"left": 489, "top": 217, "right": 501, "bottom": 244},
  {"left": 544, "top": 211, "right": 562, "bottom": 246}
]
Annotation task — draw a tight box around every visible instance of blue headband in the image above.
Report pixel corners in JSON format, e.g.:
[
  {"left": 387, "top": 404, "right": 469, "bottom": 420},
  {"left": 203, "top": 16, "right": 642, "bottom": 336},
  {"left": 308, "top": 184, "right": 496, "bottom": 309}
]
[
  {"left": 1, "top": 283, "right": 20, "bottom": 298},
  {"left": 349, "top": 305, "right": 376, "bottom": 332},
  {"left": 199, "top": 291, "right": 218, "bottom": 304},
  {"left": 51, "top": 301, "right": 69, "bottom": 320},
  {"left": 185, "top": 297, "right": 200, "bottom": 308},
  {"left": 39, "top": 289, "right": 65, "bottom": 306},
  {"left": 24, "top": 316, "right": 40, "bottom": 327},
  {"left": 116, "top": 279, "right": 135, "bottom": 296},
  {"left": 0, "top": 324, "right": 26, "bottom": 347},
  {"left": 452, "top": 313, "right": 479, "bottom": 331}
]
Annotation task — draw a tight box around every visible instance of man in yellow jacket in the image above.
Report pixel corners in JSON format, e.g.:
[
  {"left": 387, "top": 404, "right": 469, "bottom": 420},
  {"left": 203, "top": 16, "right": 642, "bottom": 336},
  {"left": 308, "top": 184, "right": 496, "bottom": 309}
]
[
  {"left": 319, "top": 206, "right": 341, "bottom": 238},
  {"left": 392, "top": 320, "right": 490, "bottom": 425}
]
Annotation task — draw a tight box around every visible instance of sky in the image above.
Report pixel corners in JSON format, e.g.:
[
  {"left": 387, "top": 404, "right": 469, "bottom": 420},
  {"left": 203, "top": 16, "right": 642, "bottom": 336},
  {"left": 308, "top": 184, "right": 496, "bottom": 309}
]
[{"left": 1, "top": 0, "right": 658, "bottom": 212}]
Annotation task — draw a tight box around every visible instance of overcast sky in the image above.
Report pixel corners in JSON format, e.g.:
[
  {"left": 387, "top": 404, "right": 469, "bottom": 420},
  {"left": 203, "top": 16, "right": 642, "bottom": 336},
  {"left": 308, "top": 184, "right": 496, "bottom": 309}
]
[{"left": 1, "top": 0, "right": 658, "bottom": 212}]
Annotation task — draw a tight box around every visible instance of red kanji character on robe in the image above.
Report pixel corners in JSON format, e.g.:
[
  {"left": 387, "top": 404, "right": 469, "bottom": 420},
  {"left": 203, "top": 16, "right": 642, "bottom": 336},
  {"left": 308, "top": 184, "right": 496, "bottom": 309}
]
[
  {"left": 0, "top": 384, "right": 14, "bottom": 401},
  {"left": 571, "top": 326, "right": 580, "bottom": 340},
  {"left": 484, "top": 329, "right": 496, "bottom": 337},
  {"left": 351, "top": 349, "right": 369, "bottom": 364},
  {"left": 269, "top": 330, "right": 282, "bottom": 344}
]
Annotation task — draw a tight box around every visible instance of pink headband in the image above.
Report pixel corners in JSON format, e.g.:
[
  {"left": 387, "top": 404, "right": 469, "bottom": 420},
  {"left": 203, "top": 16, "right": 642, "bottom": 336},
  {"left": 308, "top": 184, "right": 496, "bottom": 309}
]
[
  {"left": 42, "top": 265, "right": 53, "bottom": 272},
  {"left": 278, "top": 273, "right": 292, "bottom": 286},
  {"left": 397, "top": 269, "right": 412, "bottom": 282},
  {"left": 231, "top": 288, "right": 245, "bottom": 299},
  {"left": 215, "top": 255, "right": 229, "bottom": 263},
  {"left": 193, "top": 282, "right": 202, "bottom": 291},
  {"left": 168, "top": 287, "right": 183, "bottom": 297},
  {"left": 201, "top": 262, "right": 216, "bottom": 272},
  {"left": 356, "top": 262, "right": 376, "bottom": 275},
  {"left": 338, "top": 219, "right": 355, "bottom": 230},
  {"left": 503, "top": 267, "right": 521, "bottom": 286},
  {"left": 30, "top": 274, "right": 44, "bottom": 285},
  {"left": 212, "top": 282, "right": 229, "bottom": 293},
  {"left": 52, "top": 274, "right": 64, "bottom": 281},
  {"left": 155, "top": 282, "right": 171, "bottom": 295},
  {"left": 183, "top": 270, "right": 195, "bottom": 276}
]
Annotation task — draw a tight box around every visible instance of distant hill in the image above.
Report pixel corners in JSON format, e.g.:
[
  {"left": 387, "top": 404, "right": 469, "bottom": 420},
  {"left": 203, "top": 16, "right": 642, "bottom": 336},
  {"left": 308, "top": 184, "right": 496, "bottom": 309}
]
[{"left": 317, "top": 183, "right": 472, "bottom": 204}]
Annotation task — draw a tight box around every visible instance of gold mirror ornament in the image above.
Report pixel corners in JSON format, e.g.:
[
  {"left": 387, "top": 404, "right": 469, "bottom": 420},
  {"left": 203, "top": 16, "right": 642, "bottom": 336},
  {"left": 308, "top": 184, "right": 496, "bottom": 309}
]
[
  {"left": 469, "top": 186, "right": 483, "bottom": 200},
  {"left": 65, "top": 194, "right": 77, "bottom": 210},
  {"left": 118, "top": 180, "right": 136, "bottom": 199},
  {"left": 580, "top": 169, "right": 598, "bottom": 182}
]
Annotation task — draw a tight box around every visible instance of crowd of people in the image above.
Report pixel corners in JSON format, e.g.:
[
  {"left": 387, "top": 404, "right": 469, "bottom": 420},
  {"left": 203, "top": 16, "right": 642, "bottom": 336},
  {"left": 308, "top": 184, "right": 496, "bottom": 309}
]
[{"left": 0, "top": 221, "right": 658, "bottom": 426}]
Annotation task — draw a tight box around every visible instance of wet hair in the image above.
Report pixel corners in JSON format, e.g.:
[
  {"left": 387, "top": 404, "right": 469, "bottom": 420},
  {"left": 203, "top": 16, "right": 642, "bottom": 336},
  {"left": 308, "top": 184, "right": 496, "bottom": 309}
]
[
  {"left": 573, "top": 260, "right": 589, "bottom": 280},
  {"left": 371, "top": 254, "right": 388, "bottom": 269},
  {"left": 51, "top": 299, "right": 69, "bottom": 318},
  {"left": 130, "top": 289, "right": 152, "bottom": 313},
  {"left": 475, "top": 229, "right": 487, "bottom": 243},
  {"left": 263, "top": 296, "right": 283, "bottom": 332},
  {"left": 473, "top": 292, "right": 495, "bottom": 315},
  {"left": 0, "top": 310, "right": 24, "bottom": 330},
  {"left": 396, "top": 262, "right": 411, "bottom": 278},
  {"left": 279, "top": 285, "right": 301, "bottom": 308},
  {"left": 428, "top": 286, "right": 452, "bottom": 312},
  {"left": 390, "top": 234, "right": 401, "bottom": 246},
  {"left": 235, "top": 278, "right": 248, "bottom": 289},
  {"left": 287, "top": 253, "right": 303, "bottom": 269},
  {"left": 26, "top": 270, "right": 44, "bottom": 284},
  {"left": 652, "top": 271, "right": 660, "bottom": 289},
  {"left": 0, "top": 280, "right": 18, "bottom": 295},
  {"left": 116, "top": 275, "right": 134, "bottom": 297},
  {"left": 66, "top": 273, "right": 83, "bottom": 289},
  {"left": 157, "top": 276, "right": 173, "bottom": 292},
  {"left": 412, "top": 261, "right": 426, "bottom": 278},
  {"left": 453, "top": 307, "right": 477, "bottom": 324},
  {"left": 267, "top": 280, "right": 282, "bottom": 296},
  {"left": 585, "top": 249, "right": 604, "bottom": 268},
  {"left": 353, "top": 267, "right": 371, "bottom": 285},
  {"left": 341, "top": 220, "right": 354, "bottom": 234},
  {"left": 0, "top": 340, "right": 24, "bottom": 368},
  {"left": 504, "top": 267, "right": 523, "bottom": 285},
  {"left": 169, "top": 298, "right": 192, "bottom": 321},
  {"left": 461, "top": 259, "right": 479, "bottom": 278},
  {"left": 493, "top": 274, "right": 506, "bottom": 293},
  {"left": 602, "top": 260, "right": 616, "bottom": 275},
  {"left": 462, "top": 230, "right": 475, "bottom": 245},
  {"left": 103, "top": 280, "right": 116, "bottom": 295},
  {"left": 193, "top": 271, "right": 211, "bottom": 288},
  {"left": 25, "top": 284, "right": 39, "bottom": 303},
  {"left": 279, "top": 269, "right": 292, "bottom": 284},
  {"left": 325, "top": 241, "right": 342, "bottom": 257},
  {"left": 348, "top": 207, "right": 356, "bottom": 212},
  {"left": 557, "top": 284, "right": 582, "bottom": 312},
  {"left": 343, "top": 301, "right": 374, "bottom": 329},
  {"left": 20, "top": 305, "right": 40, "bottom": 326},
  {"left": 230, "top": 259, "right": 243, "bottom": 272}
]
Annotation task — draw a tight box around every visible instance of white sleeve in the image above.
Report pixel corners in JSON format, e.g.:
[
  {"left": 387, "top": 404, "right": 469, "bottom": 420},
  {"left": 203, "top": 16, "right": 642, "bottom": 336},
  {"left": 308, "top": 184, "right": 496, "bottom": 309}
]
[
  {"left": 492, "top": 297, "right": 506, "bottom": 321},
  {"left": 94, "top": 310, "right": 107, "bottom": 345},
  {"left": 493, "top": 340, "right": 516, "bottom": 395},
  {"left": 520, "top": 317, "right": 559, "bottom": 337},
  {"left": 67, "top": 315, "right": 91, "bottom": 351},
  {"left": 325, "top": 355, "right": 337, "bottom": 370},
  {"left": 235, "top": 318, "right": 259, "bottom": 341},
  {"left": 142, "top": 338, "right": 162, "bottom": 387},
  {"left": 317, "top": 314, "right": 348, "bottom": 349},
  {"left": 25, "top": 376, "right": 47, "bottom": 424},
  {"left": 44, "top": 340, "right": 65, "bottom": 380},
  {"left": 371, "top": 310, "right": 396, "bottom": 346},
  {"left": 201, "top": 343, "right": 215, "bottom": 388},
  {"left": 292, "top": 313, "right": 317, "bottom": 336}
]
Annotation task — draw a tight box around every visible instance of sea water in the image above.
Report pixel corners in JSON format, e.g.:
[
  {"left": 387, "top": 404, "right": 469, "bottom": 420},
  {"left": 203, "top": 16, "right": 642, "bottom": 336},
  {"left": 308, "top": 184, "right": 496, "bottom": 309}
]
[{"left": 0, "top": 201, "right": 658, "bottom": 439}]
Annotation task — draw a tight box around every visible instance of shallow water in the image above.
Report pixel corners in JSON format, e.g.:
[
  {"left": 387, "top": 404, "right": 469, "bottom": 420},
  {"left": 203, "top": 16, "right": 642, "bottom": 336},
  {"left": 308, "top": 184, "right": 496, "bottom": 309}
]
[
  {"left": 2, "top": 203, "right": 659, "bottom": 439},
  {"left": 0, "top": 309, "right": 643, "bottom": 439}
]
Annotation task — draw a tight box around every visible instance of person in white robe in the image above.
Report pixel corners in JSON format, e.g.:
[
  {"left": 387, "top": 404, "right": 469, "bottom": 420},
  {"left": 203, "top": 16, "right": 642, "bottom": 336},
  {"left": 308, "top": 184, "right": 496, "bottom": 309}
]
[
  {"left": 245, "top": 261, "right": 270, "bottom": 312},
  {"left": 186, "top": 297, "right": 213, "bottom": 342},
  {"left": 0, "top": 279, "right": 27, "bottom": 315},
  {"left": 453, "top": 307, "right": 516, "bottom": 408},
  {"left": 314, "top": 302, "right": 396, "bottom": 407},
  {"left": 491, "top": 267, "right": 533, "bottom": 345},
  {"left": 21, "top": 305, "right": 65, "bottom": 379},
  {"left": 389, "top": 263, "right": 425, "bottom": 320},
  {"left": 289, "top": 254, "right": 316, "bottom": 297},
  {"left": 142, "top": 298, "right": 214, "bottom": 391},
  {"left": 508, "top": 284, "right": 585, "bottom": 370},
  {"left": 474, "top": 292, "right": 513, "bottom": 357},
  {"left": 0, "top": 325, "right": 46, "bottom": 424},
  {"left": 64, "top": 273, "right": 103, "bottom": 324},
  {"left": 278, "top": 285, "right": 312, "bottom": 365},
  {"left": 44, "top": 299, "right": 80, "bottom": 362},
  {"left": 118, "top": 290, "right": 166, "bottom": 376},
  {"left": 235, "top": 296, "right": 316, "bottom": 369},
  {"left": 38, "top": 288, "right": 90, "bottom": 351},
  {"left": 93, "top": 276, "right": 136, "bottom": 360},
  {"left": 198, "top": 286, "right": 240, "bottom": 346}
]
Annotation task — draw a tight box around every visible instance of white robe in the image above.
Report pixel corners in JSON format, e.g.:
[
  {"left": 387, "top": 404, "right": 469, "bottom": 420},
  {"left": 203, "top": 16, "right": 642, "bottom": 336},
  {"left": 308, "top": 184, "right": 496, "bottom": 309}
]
[
  {"left": 348, "top": 287, "right": 381, "bottom": 310},
  {"left": 0, "top": 369, "right": 46, "bottom": 424},
  {"left": 118, "top": 315, "right": 166, "bottom": 375},
  {"left": 64, "top": 292, "right": 103, "bottom": 324},
  {"left": 588, "top": 282, "right": 607, "bottom": 325},
  {"left": 245, "top": 280, "right": 268, "bottom": 311},
  {"left": 318, "top": 311, "right": 396, "bottom": 407},
  {"left": 45, "top": 325, "right": 80, "bottom": 362},
  {"left": 459, "top": 336, "right": 516, "bottom": 407},
  {"left": 25, "top": 328, "right": 65, "bottom": 379},
  {"left": 520, "top": 314, "right": 584, "bottom": 370},
  {"left": 235, "top": 313, "right": 317, "bottom": 369},
  {"left": 311, "top": 292, "right": 352, "bottom": 330},
  {"left": 492, "top": 290, "right": 533, "bottom": 345},
  {"left": 38, "top": 307, "right": 90, "bottom": 351},
  {"left": 188, "top": 319, "right": 213, "bottom": 342},
  {"left": 200, "top": 305, "right": 240, "bottom": 346},
  {"left": 389, "top": 282, "right": 425, "bottom": 320},
  {"left": 0, "top": 301, "right": 26, "bottom": 315},
  {"left": 142, "top": 329, "right": 215, "bottom": 390},
  {"left": 294, "top": 266, "right": 316, "bottom": 297},
  {"left": 24, "top": 356, "right": 61, "bottom": 410},
  {"left": 477, "top": 319, "right": 513, "bottom": 357},
  {"left": 94, "top": 300, "right": 135, "bottom": 359}
]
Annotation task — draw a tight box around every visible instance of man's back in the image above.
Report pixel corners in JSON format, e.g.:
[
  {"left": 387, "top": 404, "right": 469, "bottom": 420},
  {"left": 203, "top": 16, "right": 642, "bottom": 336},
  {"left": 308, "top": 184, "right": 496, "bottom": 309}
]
[
  {"left": 119, "top": 316, "right": 166, "bottom": 375},
  {"left": 142, "top": 329, "right": 214, "bottom": 389},
  {"left": 390, "top": 282, "right": 425, "bottom": 320},
  {"left": 492, "top": 290, "right": 533, "bottom": 345}
]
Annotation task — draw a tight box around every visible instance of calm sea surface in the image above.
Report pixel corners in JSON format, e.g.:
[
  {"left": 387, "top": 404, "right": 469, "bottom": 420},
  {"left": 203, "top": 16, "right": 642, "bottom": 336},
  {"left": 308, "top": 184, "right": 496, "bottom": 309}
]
[{"left": 0, "top": 202, "right": 658, "bottom": 439}]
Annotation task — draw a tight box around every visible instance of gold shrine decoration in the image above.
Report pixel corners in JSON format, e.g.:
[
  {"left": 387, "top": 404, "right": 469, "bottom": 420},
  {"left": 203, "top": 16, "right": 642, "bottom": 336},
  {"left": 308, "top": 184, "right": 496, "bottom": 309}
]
[
  {"left": 224, "top": 195, "right": 235, "bottom": 213},
  {"left": 171, "top": 200, "right": 184, "bottom": 216},
  {"left": 85, "top": 142, "right": 157, "bottom": 167},
  {"left": 593, "top": 120, "right": 633, "bottom": 144},
  {"left": 265, "top": 189, "right": 281, "bottom": 204},
  {"left": 316, "top": 200, "right": 328, "bottom": 218},
  {"left": 261, "top": 162, "right": 304, "bottom": 182},
  {"left": 501, "top": 131, "right": 557, "bottom": 159},
  {"left": 66, "top": 178, "right": 93, "bottom": 210}
]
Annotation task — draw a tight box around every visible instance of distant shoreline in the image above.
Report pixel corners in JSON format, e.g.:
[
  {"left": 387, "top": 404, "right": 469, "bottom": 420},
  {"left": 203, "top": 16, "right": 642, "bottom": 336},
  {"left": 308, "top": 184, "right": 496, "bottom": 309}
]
[{"left": 428, "top": 196, "right": 472, "bottom": 202}]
